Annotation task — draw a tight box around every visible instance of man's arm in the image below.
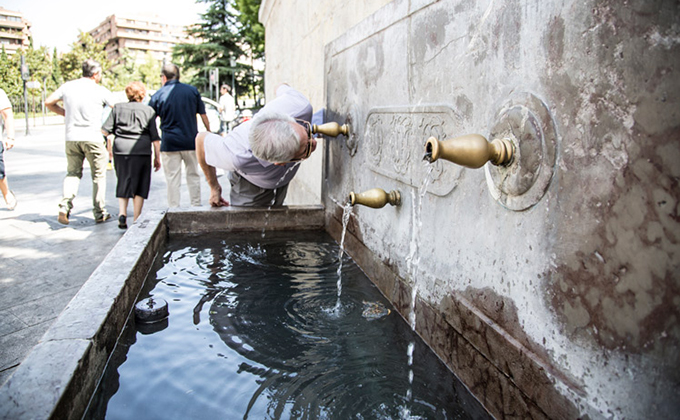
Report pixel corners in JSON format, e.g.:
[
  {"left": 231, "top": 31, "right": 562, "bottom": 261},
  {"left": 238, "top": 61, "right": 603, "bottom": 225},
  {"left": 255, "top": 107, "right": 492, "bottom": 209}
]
[
  {"left": 0, "top": 107, "right": 15, "bottom": 150},
  {"left": 195, "top": 132, "right": 228, "bottom": 207},
  {"left": 200, "top": 113, "right": 210, "bottom": 132},
  {"left": 45, "top": 92, "right": 65, "bottom": 116},
  {"left": 152, "top": 140, "right": 161, "bottom": 172}
]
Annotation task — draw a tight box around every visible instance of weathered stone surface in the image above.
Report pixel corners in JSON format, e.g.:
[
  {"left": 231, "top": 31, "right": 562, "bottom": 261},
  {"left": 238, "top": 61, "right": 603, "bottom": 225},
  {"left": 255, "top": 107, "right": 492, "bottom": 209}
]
[
  {"left": 322, "top": 0, "right": 680, "bottom": 418},
  {"left": 166, "top": 205, "right": 325, "bottom": 234}
]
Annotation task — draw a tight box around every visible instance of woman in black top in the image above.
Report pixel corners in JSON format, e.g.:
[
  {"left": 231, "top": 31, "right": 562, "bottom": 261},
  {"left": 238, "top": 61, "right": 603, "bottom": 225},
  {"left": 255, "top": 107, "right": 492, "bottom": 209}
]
[{"left": 102, "top": 81, "right": 161, "bottom": 229}]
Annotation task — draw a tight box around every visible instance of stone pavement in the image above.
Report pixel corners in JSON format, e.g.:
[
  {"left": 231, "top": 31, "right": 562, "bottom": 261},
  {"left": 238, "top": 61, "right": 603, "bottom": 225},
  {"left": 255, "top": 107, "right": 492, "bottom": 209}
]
[{"left": 0, "top": 117, "right": 216, "bottom": 386}]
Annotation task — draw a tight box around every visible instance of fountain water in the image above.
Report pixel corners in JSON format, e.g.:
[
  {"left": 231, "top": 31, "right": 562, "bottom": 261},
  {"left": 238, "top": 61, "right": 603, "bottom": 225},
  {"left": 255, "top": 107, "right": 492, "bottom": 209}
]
[
  {"left": 401, "top": 163, "right": 435, "bottom": 418},
  {"left": 83, "top": 230, "right": 489, "bottom": 419},
  {"left": 333, "top": 202, "right": 354, "bottom": 312},
  {"left": 262, "top": 162, "right": 301, "bottom": 238}
]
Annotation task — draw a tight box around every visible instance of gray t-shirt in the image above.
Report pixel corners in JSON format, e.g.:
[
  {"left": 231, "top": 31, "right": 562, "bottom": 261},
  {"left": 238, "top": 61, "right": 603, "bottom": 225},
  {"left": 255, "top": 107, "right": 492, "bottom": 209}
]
[{"left": 52, "top": 78, "right": 114, "bottom": 141}]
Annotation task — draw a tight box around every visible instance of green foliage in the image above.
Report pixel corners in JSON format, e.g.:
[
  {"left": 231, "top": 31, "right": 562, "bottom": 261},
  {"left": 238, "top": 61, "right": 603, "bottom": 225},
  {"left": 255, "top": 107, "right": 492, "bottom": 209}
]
[
  {"left": 52, "top": 47, "right": 63, "bottom": 86},
  {"left": 173, "top": 0, "right": 242, "bottom": 95},
  {"left": 137, "top": 52, "right": 162, "bottom": 91},
  {"left": 0, "top": 4, "right": 265, "bottom": 107},
  {"left": 107, "top": 50, "right": 162, "bottom": 92},
  {"left": 0, "top": 45, "right": 58, "bottom": 112},
  {"left": 24, "top": 46, "right": 54, "bottom": 89},
  {"left": 235, "top": 0, "right": 264, "bottom": 59},
  {"left": 106, "top": 48, "right": 136, "bottom": 91},
  {"left": 173, "top": 0, "right": 264, "bottom": 102},
  {"left": 59, "top": 31, "right": 110, "bottom": 83},
  {"left": 0, "top": 48, "right": 22, "bottom": 97}
]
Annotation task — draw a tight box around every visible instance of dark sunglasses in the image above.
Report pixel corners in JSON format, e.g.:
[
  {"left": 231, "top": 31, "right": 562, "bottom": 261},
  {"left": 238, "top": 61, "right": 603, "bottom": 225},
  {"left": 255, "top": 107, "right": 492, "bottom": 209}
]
[{"left": 284, "top": 120, "right": 313, "bottom": 163}]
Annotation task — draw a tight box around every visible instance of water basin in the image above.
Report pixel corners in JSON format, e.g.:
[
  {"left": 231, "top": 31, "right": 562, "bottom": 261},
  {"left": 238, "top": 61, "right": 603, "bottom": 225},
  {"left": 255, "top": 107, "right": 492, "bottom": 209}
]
[{"left": 86, "top": 231, "right": 490, "bottom": 419}]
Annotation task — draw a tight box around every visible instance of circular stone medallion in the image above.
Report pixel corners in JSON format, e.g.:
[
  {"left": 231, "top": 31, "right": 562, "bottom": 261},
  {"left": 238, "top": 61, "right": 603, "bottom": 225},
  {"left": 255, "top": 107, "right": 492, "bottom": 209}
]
[{"left": 485, "top": 93, "right": 558, "bottom": 211}]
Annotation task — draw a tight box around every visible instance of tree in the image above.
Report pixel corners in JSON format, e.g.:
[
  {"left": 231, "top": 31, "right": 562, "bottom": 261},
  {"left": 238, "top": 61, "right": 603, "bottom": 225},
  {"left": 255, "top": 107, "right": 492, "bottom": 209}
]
[
  {"left": 234, "top": 0, "right": 264, "bottom": 101},
  {"left": 106, "top": 48, "right": 137, "bottom": 91},
  {"left": 0, "top": 48, "right": 22, "bottom": 97},
  {"left": 137, "top": 52, "right": 162, "bottom": 91},
  {"left": 173, "top": 0, "right": 244, "bottom": 97},
  {"left": 0, "top": 45, "right": 55, "bottom": 114},
  {"left": 20, "top": 46, "right": 55, "bottom": 113},
  {"left": 23, "top": 46, "right": 54, "bottom": 89},
  {"left": 172, "top": 0, "right": 264, "bottom": 102},
  {"left": 59, "top": 31, "right": 110, "bottom": 84},
  {"left": 234, "top": 0, "right": 264, "bottom": 60},
  {"left": 51, "top": 47, "right": 63, "bottom": 87}
]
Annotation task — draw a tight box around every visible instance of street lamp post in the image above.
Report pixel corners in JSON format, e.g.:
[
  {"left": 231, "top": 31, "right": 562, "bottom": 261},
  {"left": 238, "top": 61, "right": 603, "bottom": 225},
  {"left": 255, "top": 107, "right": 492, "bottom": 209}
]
[{"left": 20, "top": 55, "right": 30, "bottom": 135}]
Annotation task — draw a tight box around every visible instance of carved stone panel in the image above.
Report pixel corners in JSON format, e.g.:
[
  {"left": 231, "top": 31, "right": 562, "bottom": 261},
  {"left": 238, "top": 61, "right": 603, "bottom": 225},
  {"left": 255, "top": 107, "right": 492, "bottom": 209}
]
[{"left": 364, "top": 106, "right": 465, "bottom": 196}]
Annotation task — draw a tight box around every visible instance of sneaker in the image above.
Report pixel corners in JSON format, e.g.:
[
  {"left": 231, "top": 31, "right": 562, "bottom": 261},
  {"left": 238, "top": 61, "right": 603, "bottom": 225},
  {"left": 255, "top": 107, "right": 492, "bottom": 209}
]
[
  {"left": 96, "top": 213, "right": 112, "bottom": 223},
  {"left": 5, "top": 191, "right": 17, "bottom": 211},
  {"left": 118, "top": 215, "right": 127, "bottom": 229},
  {"left": 58, "top": 211, "right": 70, "bottom": 225}
]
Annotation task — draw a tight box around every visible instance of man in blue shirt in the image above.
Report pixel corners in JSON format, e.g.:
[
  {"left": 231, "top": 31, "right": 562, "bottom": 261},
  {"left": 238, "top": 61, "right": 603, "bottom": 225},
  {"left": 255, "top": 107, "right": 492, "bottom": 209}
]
[{"left": 149, "top": 63, "right": 210, "bottom": 207}]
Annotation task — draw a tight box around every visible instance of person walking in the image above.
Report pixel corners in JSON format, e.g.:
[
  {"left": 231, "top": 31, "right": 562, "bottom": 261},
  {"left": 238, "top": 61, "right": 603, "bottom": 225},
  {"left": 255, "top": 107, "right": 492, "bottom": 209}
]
[
  {"left": 218, "top": 84, "right": 235, "bottom": 136},
  {"left": 102, "top": 81, "right": 161, "bottom": 229},
  {"left": 149, "top": 63, "right": 210, "bottom": 208},
  {"left": 45, "top": 59, "right": 115, "bottom": 224},
  {"left": 0, "top": 88, "right": 17, "bottom": 210}
]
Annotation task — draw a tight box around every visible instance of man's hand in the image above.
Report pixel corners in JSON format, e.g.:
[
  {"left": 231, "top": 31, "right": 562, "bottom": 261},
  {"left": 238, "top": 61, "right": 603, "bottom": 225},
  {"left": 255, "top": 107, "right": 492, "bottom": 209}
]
[
  {"left": 196, "top": 132, "right": 227, "bottom": 207},
  {"left": 210, "top": 186, "right": 229, "bottom": 207}
]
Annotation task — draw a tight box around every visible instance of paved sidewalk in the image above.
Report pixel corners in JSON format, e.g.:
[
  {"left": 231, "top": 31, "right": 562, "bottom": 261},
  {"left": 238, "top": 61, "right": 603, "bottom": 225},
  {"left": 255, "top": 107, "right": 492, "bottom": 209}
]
[{"left": 0, "top": 119, "right": 215, "bottom": 386}]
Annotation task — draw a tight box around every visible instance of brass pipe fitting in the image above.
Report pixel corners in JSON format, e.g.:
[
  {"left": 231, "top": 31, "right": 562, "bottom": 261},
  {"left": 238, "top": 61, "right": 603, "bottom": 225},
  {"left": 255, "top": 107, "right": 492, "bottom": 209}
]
[
  {"left": 312, "top": 122, "right": 350, "bottom": 137},
  {"left": 349, "top": 188, "right": 401, "bottom": 209},
  {"left": 424, "top": 134, "right": 514, "bottom": 168}
]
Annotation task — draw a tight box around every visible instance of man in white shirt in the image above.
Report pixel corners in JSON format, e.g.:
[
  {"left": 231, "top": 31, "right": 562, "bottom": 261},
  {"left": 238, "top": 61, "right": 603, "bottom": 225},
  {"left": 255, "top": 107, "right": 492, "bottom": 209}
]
[
  {"left": 46, "top": 59, "right": 114, "bottom": 224},
  {"left": 218, "top": 84, "right": 235, "bottom": 136}
]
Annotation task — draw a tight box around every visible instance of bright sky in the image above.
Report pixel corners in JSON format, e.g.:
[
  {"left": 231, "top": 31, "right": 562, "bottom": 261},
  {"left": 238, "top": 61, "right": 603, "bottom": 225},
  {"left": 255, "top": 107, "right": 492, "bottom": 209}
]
[{"left": 1, "top": 0, "right": 208, "bottom": 53}]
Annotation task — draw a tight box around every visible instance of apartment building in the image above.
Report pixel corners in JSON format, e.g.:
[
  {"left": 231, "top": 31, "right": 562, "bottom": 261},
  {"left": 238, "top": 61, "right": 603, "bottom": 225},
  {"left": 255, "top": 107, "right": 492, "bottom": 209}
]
[
  {"left": 0, "top": 7, "right": 31, "bottom": 55},
  {"left": 90, "top": 13, "right": 194, "bottom": 64}
]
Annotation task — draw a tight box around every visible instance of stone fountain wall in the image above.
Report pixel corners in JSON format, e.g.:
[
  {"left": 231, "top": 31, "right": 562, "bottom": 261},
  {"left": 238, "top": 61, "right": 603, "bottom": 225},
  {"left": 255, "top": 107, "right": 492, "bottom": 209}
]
[
  {"left": 321, "top": 0, "right": 680, "bottom": 418},
  {"left": 258, "top": 0, "right": 392, "bottom": 205}
]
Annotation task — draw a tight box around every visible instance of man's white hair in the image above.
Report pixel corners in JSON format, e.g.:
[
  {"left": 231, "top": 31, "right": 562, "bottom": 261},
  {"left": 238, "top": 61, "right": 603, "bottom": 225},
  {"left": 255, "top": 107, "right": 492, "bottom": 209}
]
[{"left": 249, "top": 111, "right": 300, "bottom": 163}]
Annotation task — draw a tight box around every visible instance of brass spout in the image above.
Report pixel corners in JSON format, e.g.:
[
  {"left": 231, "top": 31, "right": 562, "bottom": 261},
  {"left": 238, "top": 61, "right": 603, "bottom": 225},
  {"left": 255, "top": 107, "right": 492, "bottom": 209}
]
[
  {"left": 312, "top": 122, "right": 350, "bottom": 137},
  {"left": 424, "top": 134, "right": 514, "bottom": 168},
  {"left": 349, "top": 188, "right": 401, "bottom": 208}
]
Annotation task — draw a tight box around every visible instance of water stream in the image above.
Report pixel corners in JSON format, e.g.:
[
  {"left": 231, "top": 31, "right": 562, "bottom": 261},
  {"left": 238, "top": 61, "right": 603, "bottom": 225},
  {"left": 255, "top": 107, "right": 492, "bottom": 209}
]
[
  {"left": 402, "top": 164, "right": 435, "bottom": 418},
  {"left": 332, "top": 202, "right": 354, "bottom": 313},
  {"left": 262, "top": 162, "right": 301, "bottom": 238}
]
